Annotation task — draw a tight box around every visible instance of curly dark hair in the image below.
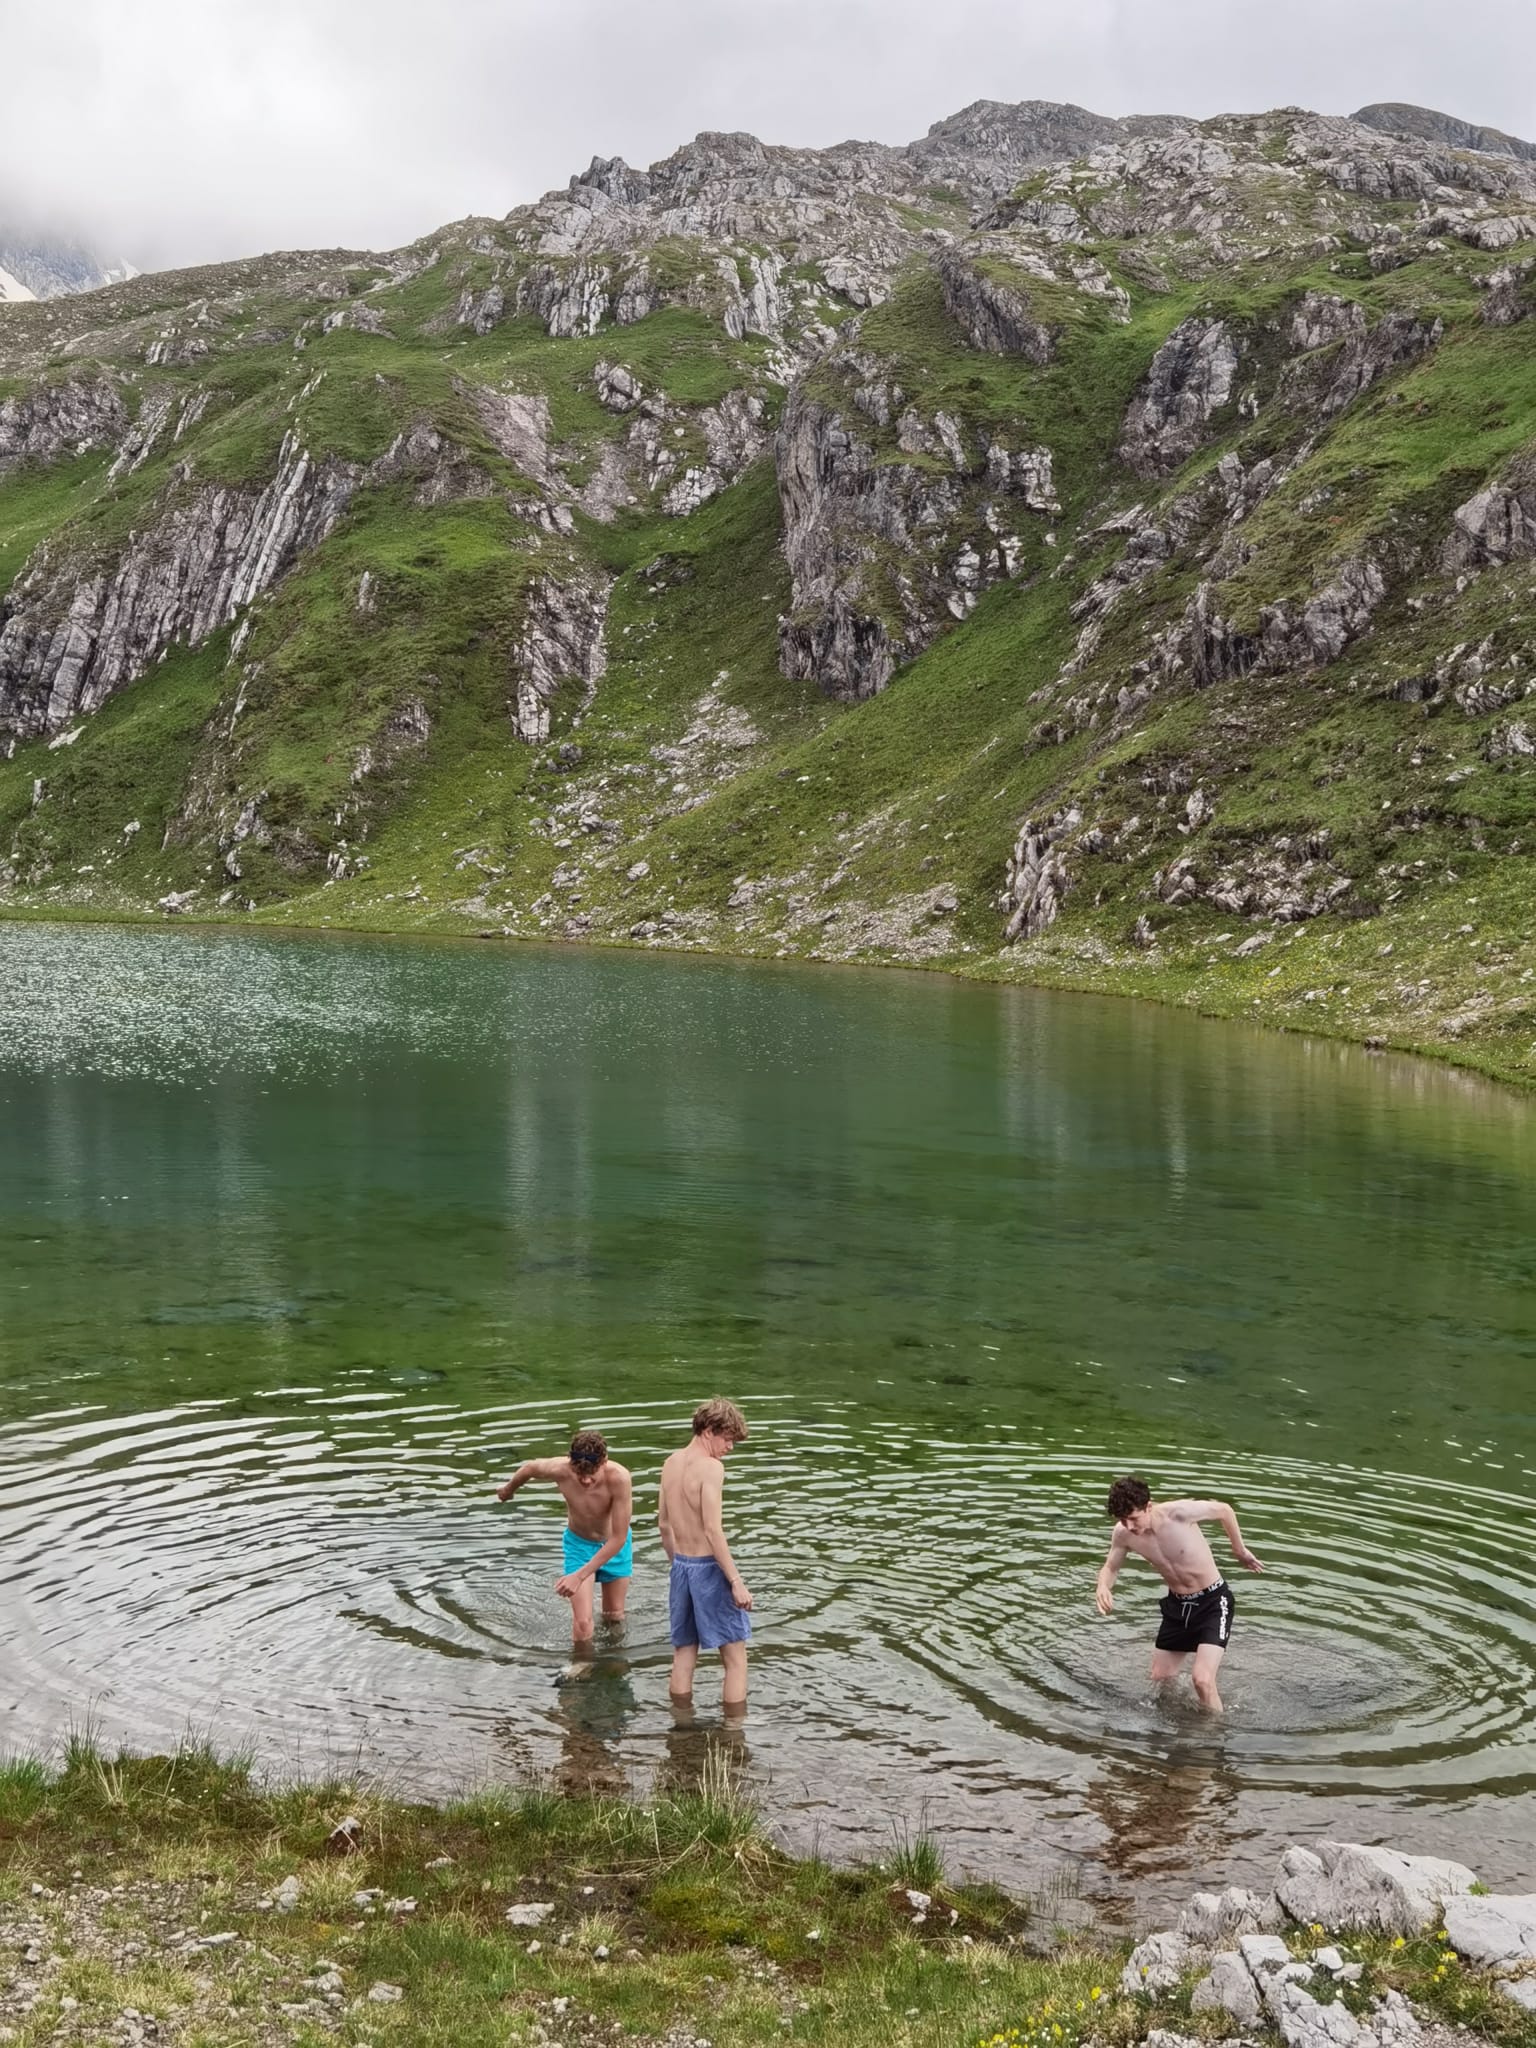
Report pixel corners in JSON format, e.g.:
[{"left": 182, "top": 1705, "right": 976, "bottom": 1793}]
[
  {"left": 1106, "top": 1474, "right": 1152, "bottom": 1522},
  {"left": 570, "top": 1430, "right": 608, "bottom": 1468}
]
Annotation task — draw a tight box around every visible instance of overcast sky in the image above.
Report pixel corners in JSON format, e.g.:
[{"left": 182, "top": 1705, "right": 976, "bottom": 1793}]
[{"left": 6, "top": 0, "right": 1536, "bottom": 274}]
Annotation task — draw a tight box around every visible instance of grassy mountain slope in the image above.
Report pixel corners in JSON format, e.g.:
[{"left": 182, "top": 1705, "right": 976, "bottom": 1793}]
[{"left": 2, "top": 106, "right": 1535, "bottom": 1084}]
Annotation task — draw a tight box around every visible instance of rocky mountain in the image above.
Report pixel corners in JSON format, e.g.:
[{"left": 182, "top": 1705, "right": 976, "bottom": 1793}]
[
  {"left": 2, "top": 100, "right": 1535, "bottom": 1084},
  {"left": 1352, "top": 102, "right": 1536, "bottom": 163},
  {"left": 0, "top": 231, "right": 138, "bottom": 300}
]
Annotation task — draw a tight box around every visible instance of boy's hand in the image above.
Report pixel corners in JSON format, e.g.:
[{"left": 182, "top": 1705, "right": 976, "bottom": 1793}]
[
  {"left": 555, "top": 1572, "right": 583, "bottom": 1599},
  {"left": 1095, "top": 1580, "right": 1114, "bottom": 1616},
  {"left": 730, "top": 1578, "right": 753, "bottom": 1610},
  {"left": 495, "top": 1483, "right": 514, "bottom": 1503},
  {"left": 1237, "top": 1550, "right": 1265, "bottom": 1573}
]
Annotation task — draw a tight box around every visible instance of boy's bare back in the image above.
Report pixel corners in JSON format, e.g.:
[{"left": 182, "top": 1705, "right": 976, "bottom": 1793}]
[{"left": 657, "top": 1444, "right": 720, "bottom": 1556}]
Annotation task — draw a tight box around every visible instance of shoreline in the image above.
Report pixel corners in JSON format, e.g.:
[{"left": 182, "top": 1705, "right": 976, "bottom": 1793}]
[
  {"left": 2, "top": 898, "right": 1530, "bottom": 1100},
  {"left": 0, "top": 1742, "right": 1531, "bottom": 2048}
]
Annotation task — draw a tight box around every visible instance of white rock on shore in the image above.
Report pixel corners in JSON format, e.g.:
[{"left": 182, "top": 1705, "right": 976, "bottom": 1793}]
[
  {"left": 1136, "top": 1837, "right": 1527, "bottom": 2042},
  {"left": 1275, "top": 1842, "right": 1477, "bottom": 1936}
]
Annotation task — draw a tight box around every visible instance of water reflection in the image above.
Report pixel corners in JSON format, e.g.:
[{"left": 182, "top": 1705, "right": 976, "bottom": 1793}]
[
  {"left": 1088, "top": 1748, "right": 1245, "bottom": 1880},
  {"left": 550, "top": 1637, "right": 637, "bottom": 1798}
]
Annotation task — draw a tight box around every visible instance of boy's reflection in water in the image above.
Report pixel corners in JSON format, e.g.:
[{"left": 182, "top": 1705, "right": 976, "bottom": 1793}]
[
  {"left": 656, "top": 1694, "right": 752, "bottom": 1800},
  {"left": 550, "top": 1628, "right": 638, "bottom": 1797},
  {"left": 1087, "top": 1745, "right": 1243, "bottom": 1883}
]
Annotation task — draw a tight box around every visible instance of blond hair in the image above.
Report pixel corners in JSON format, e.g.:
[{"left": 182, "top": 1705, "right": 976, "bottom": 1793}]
[{"left": 692, "top": 1397, "right": 748, "bottom": 1442}]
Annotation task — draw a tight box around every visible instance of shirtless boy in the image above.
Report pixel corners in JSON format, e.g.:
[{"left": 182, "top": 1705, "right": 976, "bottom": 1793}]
[
  {"left": 657, "top": 1399, "right": 752, "bottom": 1712},
  {"left": 1094, "top": 1476, "right": 1264, "bottom": 1713},
  {"left": 495, "top": 1431, "right": 634, "bottom": 1645}
]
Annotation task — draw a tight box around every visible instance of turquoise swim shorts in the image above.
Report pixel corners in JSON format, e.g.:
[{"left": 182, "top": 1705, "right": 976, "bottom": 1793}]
[{"left": 562, "top": 1525, "right": 633, "bottom": 1583}]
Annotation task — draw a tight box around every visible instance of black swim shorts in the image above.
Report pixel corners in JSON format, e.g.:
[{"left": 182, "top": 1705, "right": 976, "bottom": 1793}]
[{"left": 1154, "top": 1580, "right": 1235, "bottom": 1654}]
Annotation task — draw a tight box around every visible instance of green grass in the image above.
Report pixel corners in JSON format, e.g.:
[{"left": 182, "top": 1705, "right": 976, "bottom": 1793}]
[{"left": 0, "top": 453, "right": 112, "bottom": 594}]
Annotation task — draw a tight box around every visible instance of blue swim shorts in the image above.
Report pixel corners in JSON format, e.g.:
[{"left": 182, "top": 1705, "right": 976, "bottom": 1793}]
[
  {"left": 668, "top": 1553, "right": 751, "bottom": 1650},
  {"left": 562, "top": 1526, "right": 633, "bottom": 1583}
]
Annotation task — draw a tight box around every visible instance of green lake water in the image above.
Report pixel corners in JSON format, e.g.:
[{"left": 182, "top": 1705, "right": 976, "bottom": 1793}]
[{"left": 1, "top": 921, "right": 1533, "bottom": 1920}]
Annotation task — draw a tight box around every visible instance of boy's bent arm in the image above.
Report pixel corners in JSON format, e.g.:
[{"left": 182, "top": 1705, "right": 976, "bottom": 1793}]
[
  {"left": 702, "top": 1466, "right": 752, "bottom": 1607},
  {"left": 1215, "top": 1499, "right": 1264, "bottom": 1572},
  {"left": 657, "top": 1469, "right": 676, "bottom": 1559},
  {"left": 1179, "top": 1498, "right": 1263, "bottom": 1572},
  {"left": 1095, "top": 1529, "right": 1129, "bottom": 1614}
]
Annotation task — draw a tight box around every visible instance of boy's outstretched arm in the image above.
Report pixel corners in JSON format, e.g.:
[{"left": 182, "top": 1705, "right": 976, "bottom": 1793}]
[
  {"left": 494, "top": 1457, "right": 564, "bottom": 1503},
  {"left": 1178, "top": 1498, "right": 1264, "bottom": 1572},
  {"left": 1095, "top": 1527, "right": 1130, "bottom": 1614}
]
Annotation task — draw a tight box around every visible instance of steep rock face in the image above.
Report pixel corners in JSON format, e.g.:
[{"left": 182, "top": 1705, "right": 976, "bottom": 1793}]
[
  {"left": 1120, "top": 319, "right": 1239, "bottom": 477},
  {"left": 1444, "top": 466, "right": 1536, "bottom": 567},
  {"left": 0, "top": 376, "right": 127, "bottom": 475},
  {"left": 510, "top": 572, "right": 612, "bottom": 742},
  {"left": 1285, "top": 301, "right": 1443, "bottom": 415},
  {"left": 1001, "top": 806, "right": 1082, "bottom": 939},
  {"left": 0, "top": 434, "right": 354, "bottom": 740},
  {"left": 775, "top": 384, "right": 1054, "bottom": 699},
  {"left": 1175, "top": 559, "right": 1387, "bottom": 691},
  {"left": 936, "top": 248, "right": 1056, "bottom": 360}
]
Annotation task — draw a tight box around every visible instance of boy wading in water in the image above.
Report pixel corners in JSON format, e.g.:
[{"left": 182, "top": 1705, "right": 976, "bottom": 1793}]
[
  {"left": 495, "top": 1431, "right": 633, "bottom": 1646},
  {"left": 1095, "top": 1476, "right": 1264, "bottom": 1714},
  {"left": 658, "top": 1399, "right": 752, "bottom": 1714}
]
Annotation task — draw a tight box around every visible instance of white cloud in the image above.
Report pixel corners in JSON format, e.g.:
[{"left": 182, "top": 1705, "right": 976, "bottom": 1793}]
[{"left": 3, "top": 0, "right": 1534, "bottom": 272}]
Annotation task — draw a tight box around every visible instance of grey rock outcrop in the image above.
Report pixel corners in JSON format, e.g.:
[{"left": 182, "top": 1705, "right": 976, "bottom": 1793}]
[
  {"left": 1481, "top": 261, "right": 1534, "bottom": 326},
  {"left": 936, "top": 248, "right": 1055, "bottom": 361},
  {"left": 1272, "top": 1980, "right": 1421, "bottom": 2048},
  {"left": 456, "top": 283, "right": 505, "bottom": 335},
  {"left": 467, "top": 386, "right": 556, "bottom": 486},
  {"left": 1285, "top": 305, "right": 1443, "bottom": 416},
  {"left": 1191, "top": 1950, "right": 1264, "bottom": 2027},
  {"left": 0, "top": 433, "right": 355, "bottom": 740},
  {"left": 1120, "top": 319, "right": 1239, "bottom": 477},
  {"left": 1442, "top": 1893, "right": 1536, "bottom": 1969},
  {"left": 510, "top": 572, "right": 612, "bottom": 742},
  {"left": 1443, "top": 473, "right": 1536, "bottom": 568},
  {"left": 1274, "top": 1842, "right": 1477, "bottom": 1936},
  {"left": 0, "top": 376, "right": 127, "bottom": 476},
  {"left": 776, "top": 383, "right": 1053, "bottom": 698},
  {"left": 1179, "top": 1886, "right": 1285, "bottom": 1945},
  {"left": 1122, "top": 1928, "right": 1194, "bottom": 1996},
  {"left": 1002, "top": 807, "right": 1081, "bottom": 940},
  {"left": 1178, "top": 557, "right": 1385, "bottom": 690}
]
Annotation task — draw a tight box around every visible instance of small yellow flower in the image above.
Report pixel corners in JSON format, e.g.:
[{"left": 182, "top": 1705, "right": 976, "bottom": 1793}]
[
  {"left": 1392, "top": 1937, "right": 1406, "bottom": 1950},
  {"left": 1091, "top": 1988, "right": 1103, "bottom": 2001}
]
